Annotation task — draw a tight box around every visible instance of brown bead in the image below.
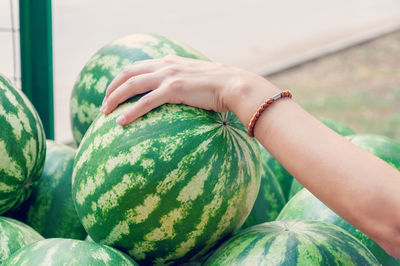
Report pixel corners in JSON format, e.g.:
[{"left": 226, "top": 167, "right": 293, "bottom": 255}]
[{"left": 247, "top": 90, "right": 292, "bottom": 137}]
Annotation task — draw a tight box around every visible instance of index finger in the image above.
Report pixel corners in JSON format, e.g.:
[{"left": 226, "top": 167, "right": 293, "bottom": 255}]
[{"left": 104, "top": 59, "right": 163, "bottom": 101}]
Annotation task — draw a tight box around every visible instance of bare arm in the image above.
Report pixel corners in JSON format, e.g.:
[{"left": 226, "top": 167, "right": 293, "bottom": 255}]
[
  {"left": 235, "top": 80, "right": 400, "bottom": 257},
  {"left": 101, "top": 55, "right": 400, "bottom": 257}
]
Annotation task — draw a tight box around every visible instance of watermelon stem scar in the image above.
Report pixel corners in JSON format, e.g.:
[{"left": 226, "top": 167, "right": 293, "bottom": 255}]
[{"left": 23, "top": 178, "right": 32, "bottom": 188}]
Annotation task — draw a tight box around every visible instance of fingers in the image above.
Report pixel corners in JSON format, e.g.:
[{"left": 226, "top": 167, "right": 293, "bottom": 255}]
[
  {"left": 116, "top": 88, "right": 169, "bottom": 126},
  {"left": 103, "top": 59, "right": 164, "bottom": 101},
  {"left": 101, "top": 72, "right": 162, "bottom": 114}
]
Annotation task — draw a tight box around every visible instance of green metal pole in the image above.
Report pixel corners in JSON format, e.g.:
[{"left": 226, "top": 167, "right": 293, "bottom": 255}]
[{"left": 19, "top": 0, "right": 54, "bottom": 139}]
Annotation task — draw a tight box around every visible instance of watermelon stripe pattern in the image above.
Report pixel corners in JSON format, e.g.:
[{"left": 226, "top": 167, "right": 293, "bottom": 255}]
[
  {"left": 3, "top": 238, "right": 138, "bottom": 265},
  {"left": 263, "top": 151, "right": 293, "bottom": 201},
  {"left": 278, "top": 188, "right": 400, "bottom": 265},
  {"left": 0, "top": 216, "right": 43, "bottom": 262},
  {"left": 9, "top": 141, "right": 86, "bottom": 239},
  {"left": 241, "top": 145, "right": 286, "bottom": 229},
  {"left": 204, "top": 220, "right": 379, "bottom": 265},
  {"left": 0, "top": 75, "right": 46, "bottom": 214},
  {"left": 72, "top": 99, "right": 261, "bottom": 265},
  {"left": 70, "top": 33, "right": 207, "bottom": 145},
  {"left": 279, "top": 134, "right": 400, "bottom": 264}
]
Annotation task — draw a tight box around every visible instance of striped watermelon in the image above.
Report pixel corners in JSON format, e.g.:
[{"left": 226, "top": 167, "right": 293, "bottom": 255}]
[
  {"left": 8, "top": 141, "right": 86, "bottom": 239},
  {"left": 263, "top": 151, "right": 293, "bottom": 201},
  {"left": 278, "top": 188, "right": 400, "bottom": 265},
  {"left": 287, "top": 178, "right": 304, "bottom": 200},
  {"left": 0, "top": 216, "right": 43, "bottom": 262},
  {"left": 70, "top": 33, "right": 207, "bottom": 145},
  {"left": 204, "top": 220, "right": 379, "bottom": 265},
  {"left": 288, "top": 118, "right": 355, "bottom": 199},
  {"left": 0, "top": 74, "right": 46, "bottom": 214},
  {"left": 3, "top": 238, "right": 138, "bottom": 265},
  {"left": 241, "top": 144, "right": 285, "bottom": 229},
  {"left": 72, "top": 97, "right": 261, "bottom": 265}
]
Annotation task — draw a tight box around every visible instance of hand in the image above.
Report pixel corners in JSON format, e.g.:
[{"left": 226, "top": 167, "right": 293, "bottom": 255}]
[{"left": 100, "top": 55, "right": 280, "bottom": 126}]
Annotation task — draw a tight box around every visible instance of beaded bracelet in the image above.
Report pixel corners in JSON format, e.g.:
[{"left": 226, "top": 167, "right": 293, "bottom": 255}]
[{"left": 247, "top": 90, "right": 292, "bottom": 137}]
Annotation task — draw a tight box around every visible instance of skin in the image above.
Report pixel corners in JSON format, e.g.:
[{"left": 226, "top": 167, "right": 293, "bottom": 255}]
[{"left": 101, "top": 55, "right": 400, "bottom": 257}]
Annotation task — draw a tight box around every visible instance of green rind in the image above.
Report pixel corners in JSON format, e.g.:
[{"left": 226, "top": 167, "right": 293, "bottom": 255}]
[
  {"left": 288, "top": 179, "right": 304, "bottom": 200},
  {"left": 9, "top": 141, "right": 86, "bottom": 239},
  {"left": 241, "top": 145, "right": 286, "bottom": 229},
  {"left": 70, "top": 33, "right": 208, "bottom": 145},
  {"left": 0, "top": 216, "right": 43, "bottom": 262},
  {"left": 3, "top": 238, "right": 138, "bottom": 265},
  {"left": 263, "top": 151, "right": 293, "bottom": 201},
  {"left": 204, "top": 220, "right": 379, "bottom": 265},
  {"left": 0, "top": 74, "right": 46, "bottom": 214},
  {"left": 278, "top": 189, "right": 400, "bottom": 265},
  {"left": 72, "top": 97, "right": 261, "bottom": 265}
]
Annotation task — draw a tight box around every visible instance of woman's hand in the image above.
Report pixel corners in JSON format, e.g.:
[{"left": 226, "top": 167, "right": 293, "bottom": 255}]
[
  {"left": 100, "top": 55, "right": 280, "bottom": 126},
  {"left": 99, "top": 55, "right": 400, "bottom": 257}
]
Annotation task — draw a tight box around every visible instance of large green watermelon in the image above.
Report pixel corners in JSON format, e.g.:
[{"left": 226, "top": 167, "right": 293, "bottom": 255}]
[
  {"left": 0, "top": 74, "right": 46, "bottom": 214},
  {"left": 241, "top": 144, "right": 285, "bottom": 229},
  {"left": 278, "top": 189, "right": 400, "bottom": 265},
  {"left": 288, "top": 118, "right": 355, "bottom": 199},
  {"left": 3, "top": 238, "right": 138, "bottom": 265},
  {"left": 204, "top": 220, "right": 379, "bottom": 265},
  {"left": 72, "top": 98, "right": 261, "bottom": 265},
  {"left": 70, "top": 33, "right": 207, "bottom": 145},
  {"left": 9, "top": 141, "right": 86, "bottom": 239},
  {"left": 0, "top": 216, "right": 43, "bottom": 262}
]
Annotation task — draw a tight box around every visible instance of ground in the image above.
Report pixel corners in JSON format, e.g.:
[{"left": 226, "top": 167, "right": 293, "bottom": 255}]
[{"left": 268, "top": 30, "right": 400, "bottom": 142}]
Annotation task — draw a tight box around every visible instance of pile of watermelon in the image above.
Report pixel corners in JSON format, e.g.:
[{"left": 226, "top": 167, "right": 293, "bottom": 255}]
[{"left": 1, "top": 33, "right": 399, "bottom": 265}]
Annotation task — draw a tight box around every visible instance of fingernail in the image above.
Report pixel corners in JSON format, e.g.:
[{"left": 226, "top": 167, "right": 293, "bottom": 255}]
[
  {"left": 102, "top": 97, "right": 107, "bottom": 105},
  {"left": 116, "top": 115, "right": 126, "bottom": 125},
  {"left": 100, "top": 103, "right": 108, "bottom": 113}
]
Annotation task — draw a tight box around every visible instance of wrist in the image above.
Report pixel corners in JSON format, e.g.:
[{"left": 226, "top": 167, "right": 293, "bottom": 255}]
[{"left": 226, "top": 71, "right": 281, "bottom": 127}]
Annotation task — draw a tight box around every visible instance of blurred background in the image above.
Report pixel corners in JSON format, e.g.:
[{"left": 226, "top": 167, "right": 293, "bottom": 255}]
[{"left": 1, "top": 0, "right": 399, "bottom": 143}]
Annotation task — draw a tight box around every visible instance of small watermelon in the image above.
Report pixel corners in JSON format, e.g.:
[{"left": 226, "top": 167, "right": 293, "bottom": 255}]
[
  {"left": 0, "top": 74, "right": 46, "bottom": 214},
  {"left": 3, "top": 238, "right": 138, "bottom": 265},
  {"left": 241, "top": 144, "right": 286, "bottom": 229},
  {"left": 0, "top": 216, "right": 43, "bottom": 262},
  {"left": 9, "top": 140, "right": 86, "bottom": 239},
  {"left": 204, "top": 220, "right": 379, "bottom": 265},
  {"left": 70, "top": 33, "right": 207, "bottom": 145},
  {"left": 278, "top": 188, "right": 400, "bottom": 265},
  {"left": 72, "top": 97, "right": 261, "bottom": 264}
]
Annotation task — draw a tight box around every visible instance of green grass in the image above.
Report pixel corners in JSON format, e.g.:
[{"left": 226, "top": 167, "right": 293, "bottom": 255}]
[
  {"left": 301, "top": 89, "right": 400, "bottom": 141},
  {"left": 268, "top": 30, "right": 400, "bottom": 142}
]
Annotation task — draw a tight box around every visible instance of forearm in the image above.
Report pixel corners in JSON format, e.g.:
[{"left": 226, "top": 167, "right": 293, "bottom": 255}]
[
  {"left": 102, "top": 56, "right": 400, "bottom": 255},
  {"left": 230, "top": 77, "right": 400, "bottom": 256}
]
